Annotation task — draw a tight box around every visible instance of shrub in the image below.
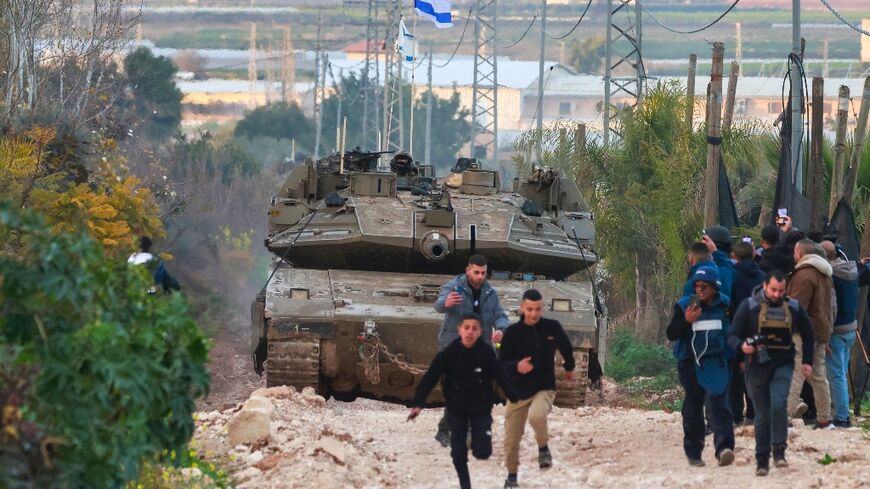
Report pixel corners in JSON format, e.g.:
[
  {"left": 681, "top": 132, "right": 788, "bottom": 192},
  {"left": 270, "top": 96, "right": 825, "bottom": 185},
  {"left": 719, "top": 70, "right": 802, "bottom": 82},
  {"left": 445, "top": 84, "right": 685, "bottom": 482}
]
[
  {"left": 0, "top": 204, "right": 209, "bottom": 488},
  {"left": 606, "top": 328, "right": 677, "bottom": 385}
]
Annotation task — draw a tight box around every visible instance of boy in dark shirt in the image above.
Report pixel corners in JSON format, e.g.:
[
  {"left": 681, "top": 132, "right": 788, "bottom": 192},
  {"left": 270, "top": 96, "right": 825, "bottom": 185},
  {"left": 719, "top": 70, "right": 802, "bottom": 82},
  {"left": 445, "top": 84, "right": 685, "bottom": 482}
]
[
  {"left": 499, "top": 289, "right": 574, "bottom": 488},
  {"left": 409, "top": 313, "right": 517, "bottom": 489}
]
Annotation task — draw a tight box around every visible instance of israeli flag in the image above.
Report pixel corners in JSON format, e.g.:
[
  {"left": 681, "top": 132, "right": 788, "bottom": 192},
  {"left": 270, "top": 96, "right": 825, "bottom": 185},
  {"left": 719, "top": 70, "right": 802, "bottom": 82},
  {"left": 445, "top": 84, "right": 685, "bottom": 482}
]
[
  {"left": 399, "top": 18, "right": 416, "bottom": 62},
  {"left": 415, "top": 0, "right": 452, "bottom": 29}
]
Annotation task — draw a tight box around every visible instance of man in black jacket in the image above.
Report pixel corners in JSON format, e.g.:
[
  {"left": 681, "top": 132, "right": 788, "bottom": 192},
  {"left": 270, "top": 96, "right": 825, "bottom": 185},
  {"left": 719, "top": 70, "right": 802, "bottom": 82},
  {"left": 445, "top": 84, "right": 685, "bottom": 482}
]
[
  {"left": 499, "top": 289, "right": 574, "bottom": 489},
  {"left": 730, "top": 241, "right": 767, "bottom": 425},
  {"left": 728, "top": 271, "right": 814, "bottom": 476},
  {"left": 409, "top": 313, "right": 517, "bottom": 489}
]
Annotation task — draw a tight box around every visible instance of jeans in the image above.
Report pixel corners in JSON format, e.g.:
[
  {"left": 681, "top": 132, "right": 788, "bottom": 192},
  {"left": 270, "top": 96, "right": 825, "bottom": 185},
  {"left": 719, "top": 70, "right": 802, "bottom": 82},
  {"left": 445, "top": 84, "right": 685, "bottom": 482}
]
[
  {"left": 827, "top": 330, "right": 857, "bottom": 422},
  {"left": 729, "top": 359, "right": 754, "bottom": 422},
  {"left": 447, "top": 410, "right": 493, "bottom": 489},
  {"left": 677, "top": 360, "right": 734, "bottom": 460},
  {"left": 746, "top": 361, "right": 792, "bottom": 461}
]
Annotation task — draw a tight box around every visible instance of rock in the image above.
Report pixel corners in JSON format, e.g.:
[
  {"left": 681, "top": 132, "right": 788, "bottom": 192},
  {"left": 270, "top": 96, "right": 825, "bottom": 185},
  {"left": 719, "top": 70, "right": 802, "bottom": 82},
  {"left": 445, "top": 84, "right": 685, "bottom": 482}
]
[
  {"left": 312, "top": 436, "right": 353, "bottom": 465},
  {"left": 242, "top": 396, "right": 274, "bottom": 417},
  {"left": 180, "top": 467, "right": 203, "bottom": 479},
  {"left": 246, "top": 450, "right": 264, "bottom": 464},
  {"left": 227, "top": 408, "right": 271, "bottom": 445},
  {"left": 252, "top": 385, "right": 297, "bottom": 400}
]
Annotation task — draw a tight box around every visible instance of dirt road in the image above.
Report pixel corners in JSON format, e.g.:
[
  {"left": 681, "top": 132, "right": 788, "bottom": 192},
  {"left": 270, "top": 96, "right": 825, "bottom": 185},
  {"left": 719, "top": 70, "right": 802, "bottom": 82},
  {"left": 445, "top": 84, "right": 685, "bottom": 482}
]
[{"left": 195, "top": 324, "right": 868, "bottom": 488}]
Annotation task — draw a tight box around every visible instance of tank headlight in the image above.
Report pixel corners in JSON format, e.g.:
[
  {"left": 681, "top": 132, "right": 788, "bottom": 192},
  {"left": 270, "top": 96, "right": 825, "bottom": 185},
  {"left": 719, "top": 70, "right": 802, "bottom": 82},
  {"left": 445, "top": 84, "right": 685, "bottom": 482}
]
[
  {"left": 552, "top": 298, "right": 572, "bottom": 312},
  {"left": 290, "top": 288, "right": 310, "bottom": 299},
  {"left": 420, "top": 231, "right": 450, "bottom": 262}
]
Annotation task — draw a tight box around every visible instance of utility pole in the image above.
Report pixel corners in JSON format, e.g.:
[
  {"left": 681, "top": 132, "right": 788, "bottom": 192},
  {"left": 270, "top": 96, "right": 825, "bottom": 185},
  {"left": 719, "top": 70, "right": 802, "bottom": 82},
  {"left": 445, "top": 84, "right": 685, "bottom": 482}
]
[
  {"left": 823, "top": 40, "right": 830, "bottom": 79},
  {"left": 248, "top": 22, "right": 257, "bottom": 106},
  {"left": 790, "top": 0, "right": 803, "bottom": 192},
  {"left": 362, "top": 0, "right": 376, "bottom": 148},
  {"left": 722, "top": 61, "right": 740, "bottom": 133},
  {"left": 809, "top": 77, "right": 825, "bottom": 230},
  {"left": 844, "top": 77, "right": 870, "bottom": 204},
  {"left": 603, "top": 0, "right": 643, "bottom": 147},
  {"left": 686, "top": 54, "right": 697, "bottom": 130},
  {"left": 536, "top": 0, "right": 547, "bottom": 139},
  {"left": 281, "top": 25, "right": 296, "bottom": 104},
  {"left": 315, "top": 53, "right": 328, "bottom": 160},
  {"left": 829, "top": 85, "right": 850, "bottom": 217},
  {"left": 409, "top": 14, "right": 417, "bottom": 156},
  {"left": 265, "top": 42, "right": 274, "bottom": 104},
  {"left": 471, "top": 0, "right": 499, "bottom": 164},
  {"left": 382, "top": 0, "right": 402, "bottom": 153},
  {"left": 703, "top": 42, "right": 724, "bottom": 228},
  {"left": 425, "top": 44, "right": 433, "bottom": 165}
]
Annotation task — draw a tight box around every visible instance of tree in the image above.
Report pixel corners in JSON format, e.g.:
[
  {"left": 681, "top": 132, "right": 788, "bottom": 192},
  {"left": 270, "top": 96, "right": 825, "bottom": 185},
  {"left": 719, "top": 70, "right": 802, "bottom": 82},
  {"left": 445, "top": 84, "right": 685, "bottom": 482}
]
[
  {"left": 233, "top": 101, "right": 314, "bottom": 146},
  {"left": 0, "top": 204, "right": 209, "bottom": 488},
  {"left": 125, "top": 47, "right": 183, "bottom": 139},
  {"left": 320, "top": 73, "right": 472, "bottom": 168},
  {"left": 566, "top": 36, "right": 606, "bottom": 74}
]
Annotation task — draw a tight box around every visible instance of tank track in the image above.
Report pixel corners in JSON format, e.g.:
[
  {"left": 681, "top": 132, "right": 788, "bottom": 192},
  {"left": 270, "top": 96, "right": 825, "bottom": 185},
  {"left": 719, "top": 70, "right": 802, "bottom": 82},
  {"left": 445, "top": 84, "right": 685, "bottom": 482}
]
[
  {"left": 266, "top": 334, "right": 321, "bottom": 391},
  {"left": 554, "top": 348, "right": 589, "bottom": 408}
]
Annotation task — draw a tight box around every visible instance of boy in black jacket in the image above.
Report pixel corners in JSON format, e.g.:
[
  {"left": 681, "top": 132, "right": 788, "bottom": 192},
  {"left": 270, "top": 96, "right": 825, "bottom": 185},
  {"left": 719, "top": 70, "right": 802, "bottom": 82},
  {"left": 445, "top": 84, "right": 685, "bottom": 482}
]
[
  {"left": 409, "top": 312, "right": 517, "bottom": 489},
  {"left": 499, "top": 289, "right": 574, "bottom": 489}
]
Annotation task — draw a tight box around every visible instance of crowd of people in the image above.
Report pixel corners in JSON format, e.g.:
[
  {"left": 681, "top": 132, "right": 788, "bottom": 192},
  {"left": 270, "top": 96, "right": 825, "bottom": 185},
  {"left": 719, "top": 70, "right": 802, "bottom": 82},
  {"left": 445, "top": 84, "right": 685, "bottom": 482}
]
[
  {"left": 408, "top": 255, "right": 576, "bottom": 489},
  {"left": 667, "top": 219, "right": 862, "bottom": 477}
]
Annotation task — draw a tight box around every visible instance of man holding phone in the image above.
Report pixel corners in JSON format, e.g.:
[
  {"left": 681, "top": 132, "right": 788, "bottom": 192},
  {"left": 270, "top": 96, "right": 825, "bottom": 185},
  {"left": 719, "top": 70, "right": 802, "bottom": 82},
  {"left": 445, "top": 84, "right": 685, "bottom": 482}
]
[{"left": 432, "top": 254, "right": 510, "bottom": 446}]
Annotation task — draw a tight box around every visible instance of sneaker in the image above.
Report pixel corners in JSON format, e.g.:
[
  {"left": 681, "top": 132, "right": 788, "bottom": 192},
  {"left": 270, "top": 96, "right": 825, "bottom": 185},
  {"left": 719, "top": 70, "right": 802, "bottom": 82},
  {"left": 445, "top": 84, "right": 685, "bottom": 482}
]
[
  {"left": 813, "top": 420, "right": 835, "bottom": 430},
  {"left": 434, "top": 430, "right": 450, "bottom": 448},
  {"left": 793, "top": 402, "right": 808, "bottom": 419},
  {"left": 504, "top": 474, "right": 519, "bottom": 488},
  {"left": 832, "top": 418, "right": 852, "bottom": 429},
  {"left": 688, "top": 458, "right": 706, "bottom": 467},
  {"left": 756, "top": 465, "right": 769, "bottom": 476},
  {"left": 538, "top": 447, "right": 552, "bottom": 469},
  {"left": 773, "top": 446, "right": 788, "bottom": 467},
  {"left": 717, "top": 449, "right": 735, "bottom": 467}
]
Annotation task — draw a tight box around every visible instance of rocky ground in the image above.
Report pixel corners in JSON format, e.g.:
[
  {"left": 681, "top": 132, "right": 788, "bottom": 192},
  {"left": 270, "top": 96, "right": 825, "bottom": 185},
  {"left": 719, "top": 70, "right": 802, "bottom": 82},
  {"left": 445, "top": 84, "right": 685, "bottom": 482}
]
[{"left": 196, "top": 324, "right": 870, "bottom": 488}]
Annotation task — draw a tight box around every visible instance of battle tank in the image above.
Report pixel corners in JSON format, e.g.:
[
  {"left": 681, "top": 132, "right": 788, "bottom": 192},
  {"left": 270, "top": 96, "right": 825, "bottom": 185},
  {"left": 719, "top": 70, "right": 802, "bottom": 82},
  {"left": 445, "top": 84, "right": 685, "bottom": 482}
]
[{"left": 251, "top": 150, "right": 603, "bottom": 407}]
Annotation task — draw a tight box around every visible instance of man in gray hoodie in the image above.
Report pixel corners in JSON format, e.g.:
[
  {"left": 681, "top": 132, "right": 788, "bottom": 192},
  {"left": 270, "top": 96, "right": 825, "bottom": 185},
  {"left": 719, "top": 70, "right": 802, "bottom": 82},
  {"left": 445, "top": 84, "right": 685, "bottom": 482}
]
[{"left": 822, "top": 241, "right": 859, "bottom": 428}]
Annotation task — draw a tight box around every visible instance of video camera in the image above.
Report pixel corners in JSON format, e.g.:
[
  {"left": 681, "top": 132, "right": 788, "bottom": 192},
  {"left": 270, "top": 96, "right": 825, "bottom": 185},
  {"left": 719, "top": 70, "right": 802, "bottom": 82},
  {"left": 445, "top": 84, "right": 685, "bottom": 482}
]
[{"left": 745, "top": 334, "right": 770, "bottom": 364}]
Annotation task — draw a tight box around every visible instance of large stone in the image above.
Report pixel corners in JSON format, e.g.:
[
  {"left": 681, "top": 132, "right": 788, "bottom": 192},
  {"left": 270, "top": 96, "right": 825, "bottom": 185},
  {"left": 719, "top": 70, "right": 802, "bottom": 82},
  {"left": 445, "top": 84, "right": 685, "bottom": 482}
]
[
  {"left": 227, "top": 408, "right": 271, "bottom": 446},
  {"left": 242, "top": 396, "right": 274, "bottom": 417}
]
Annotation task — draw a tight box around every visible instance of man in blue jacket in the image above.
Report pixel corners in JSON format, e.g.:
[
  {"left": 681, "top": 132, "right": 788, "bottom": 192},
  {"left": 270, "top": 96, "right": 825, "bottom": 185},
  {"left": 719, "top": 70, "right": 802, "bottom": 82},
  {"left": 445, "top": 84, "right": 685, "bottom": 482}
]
[
  {"left": 667, "top": 265, "right": 735, "bottom": 468},
  {"left": 823, "top": 241, "right": 858, "bottom": 428},
  {"left": 432, "top": 254, "right": 510, "bottom": 446}
]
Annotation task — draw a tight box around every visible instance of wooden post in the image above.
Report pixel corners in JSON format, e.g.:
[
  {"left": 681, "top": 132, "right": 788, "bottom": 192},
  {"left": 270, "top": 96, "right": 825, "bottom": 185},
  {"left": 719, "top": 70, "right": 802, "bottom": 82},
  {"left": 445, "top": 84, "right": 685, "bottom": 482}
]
[
  {"left": 686, "top": 54, "right": 697, "bottom": 131},
  {"left": 808, "top": 77, "right": 826, "bottom": 231},
  {"left": 829, "top": 85, "right": 851, "bottom": 218},
  {"left": 722, "top": 61, "right": 740, "bottom": 133},
  {"left": 704, "top": 43, "right": 725, "bottom": 228},
  {"left": 844, "top": 77, "right": 870, "bottom": 204}
]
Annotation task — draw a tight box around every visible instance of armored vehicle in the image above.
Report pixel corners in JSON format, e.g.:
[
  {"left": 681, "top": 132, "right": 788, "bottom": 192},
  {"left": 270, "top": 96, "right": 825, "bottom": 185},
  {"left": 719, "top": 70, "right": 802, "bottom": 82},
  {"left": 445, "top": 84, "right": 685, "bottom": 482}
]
[{"left": 252, "top": 151, "right": 602, "bottom": 407}]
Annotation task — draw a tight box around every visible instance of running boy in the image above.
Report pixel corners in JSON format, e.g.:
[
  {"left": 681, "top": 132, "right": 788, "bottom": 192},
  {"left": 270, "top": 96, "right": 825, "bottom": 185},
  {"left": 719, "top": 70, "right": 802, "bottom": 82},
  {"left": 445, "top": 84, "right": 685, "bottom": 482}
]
[{"left": 409, "top": 312, "right": 518, "bottom": 489}]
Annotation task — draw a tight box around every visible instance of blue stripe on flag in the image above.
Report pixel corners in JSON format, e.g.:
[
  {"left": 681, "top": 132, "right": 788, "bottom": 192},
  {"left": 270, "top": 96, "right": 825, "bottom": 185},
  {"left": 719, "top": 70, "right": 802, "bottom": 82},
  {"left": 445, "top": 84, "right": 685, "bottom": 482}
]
[{"left": 414, "top": 0, "right": 452, "bottom": 26}]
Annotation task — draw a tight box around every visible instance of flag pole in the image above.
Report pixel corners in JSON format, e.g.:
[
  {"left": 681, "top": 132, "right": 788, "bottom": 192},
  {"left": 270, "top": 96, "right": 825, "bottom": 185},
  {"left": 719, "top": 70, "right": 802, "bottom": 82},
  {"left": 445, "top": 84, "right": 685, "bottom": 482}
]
[{"left": 410, "top": 14, "right": 417, "bottom": 157}]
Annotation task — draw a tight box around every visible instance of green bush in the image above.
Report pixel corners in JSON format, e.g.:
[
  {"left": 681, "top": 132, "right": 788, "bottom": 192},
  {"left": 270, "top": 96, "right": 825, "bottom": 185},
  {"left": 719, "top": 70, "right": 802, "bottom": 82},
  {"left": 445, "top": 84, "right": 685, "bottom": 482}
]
[
  {"left": 606, "top": 328, "right": 677, "bottom": 385},
  {"left": 0, "top": 204, "right": 210, "bottom": 488}
]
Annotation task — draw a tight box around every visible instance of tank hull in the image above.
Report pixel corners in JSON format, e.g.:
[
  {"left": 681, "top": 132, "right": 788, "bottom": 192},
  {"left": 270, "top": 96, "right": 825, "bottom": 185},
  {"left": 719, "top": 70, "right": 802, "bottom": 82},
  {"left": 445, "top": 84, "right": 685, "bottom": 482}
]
[{"left": 255, "top": 266, "right": 597, "bottom": 406}]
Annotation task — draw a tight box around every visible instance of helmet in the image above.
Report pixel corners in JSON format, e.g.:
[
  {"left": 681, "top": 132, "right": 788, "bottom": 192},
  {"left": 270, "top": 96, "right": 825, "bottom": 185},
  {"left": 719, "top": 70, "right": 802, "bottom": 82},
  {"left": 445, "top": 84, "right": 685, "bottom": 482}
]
[{"left": 705, "top": 225, "right": 731, "bottom": 247}]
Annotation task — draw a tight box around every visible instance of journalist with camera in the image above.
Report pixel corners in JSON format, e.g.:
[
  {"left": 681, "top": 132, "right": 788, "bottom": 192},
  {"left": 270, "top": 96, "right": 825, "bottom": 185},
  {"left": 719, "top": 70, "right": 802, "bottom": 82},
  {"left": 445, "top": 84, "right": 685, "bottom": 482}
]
[{"left": 727, "top": 270, "right": 814, "bottom": 476}]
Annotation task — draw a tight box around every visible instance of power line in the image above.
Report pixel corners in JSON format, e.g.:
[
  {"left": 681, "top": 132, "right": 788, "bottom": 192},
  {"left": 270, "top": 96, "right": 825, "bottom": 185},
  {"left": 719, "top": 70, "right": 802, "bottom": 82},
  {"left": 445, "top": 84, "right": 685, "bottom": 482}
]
[
  {"left": 433, "top": 7, "right": 473, "bottom": 68},
  {"left": 500, "top": 15, "right": 537, "bottom": 49},
  {"left": 818, "top": 0, "right": 870, "bottom": 37},
  {"left": 544, "top": 0, "right": 592, "bottom": 40},
  {"left": 638, "top": 0, "right": 740, "bottom": 35}
]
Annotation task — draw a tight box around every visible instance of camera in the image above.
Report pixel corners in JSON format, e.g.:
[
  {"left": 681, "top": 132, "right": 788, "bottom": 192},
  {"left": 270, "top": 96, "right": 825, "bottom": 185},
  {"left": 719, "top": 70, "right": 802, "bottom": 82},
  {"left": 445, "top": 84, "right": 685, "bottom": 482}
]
[{"left": 745, "top": 335, "right": 770, "bottom": 364}]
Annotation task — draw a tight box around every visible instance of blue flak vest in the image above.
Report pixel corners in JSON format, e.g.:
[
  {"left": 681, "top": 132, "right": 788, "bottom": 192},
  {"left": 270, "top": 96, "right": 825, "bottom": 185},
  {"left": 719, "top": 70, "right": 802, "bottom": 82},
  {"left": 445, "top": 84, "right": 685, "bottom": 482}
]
[{"left": 674, "top": 294, "right": 732, "bottom": 395}]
